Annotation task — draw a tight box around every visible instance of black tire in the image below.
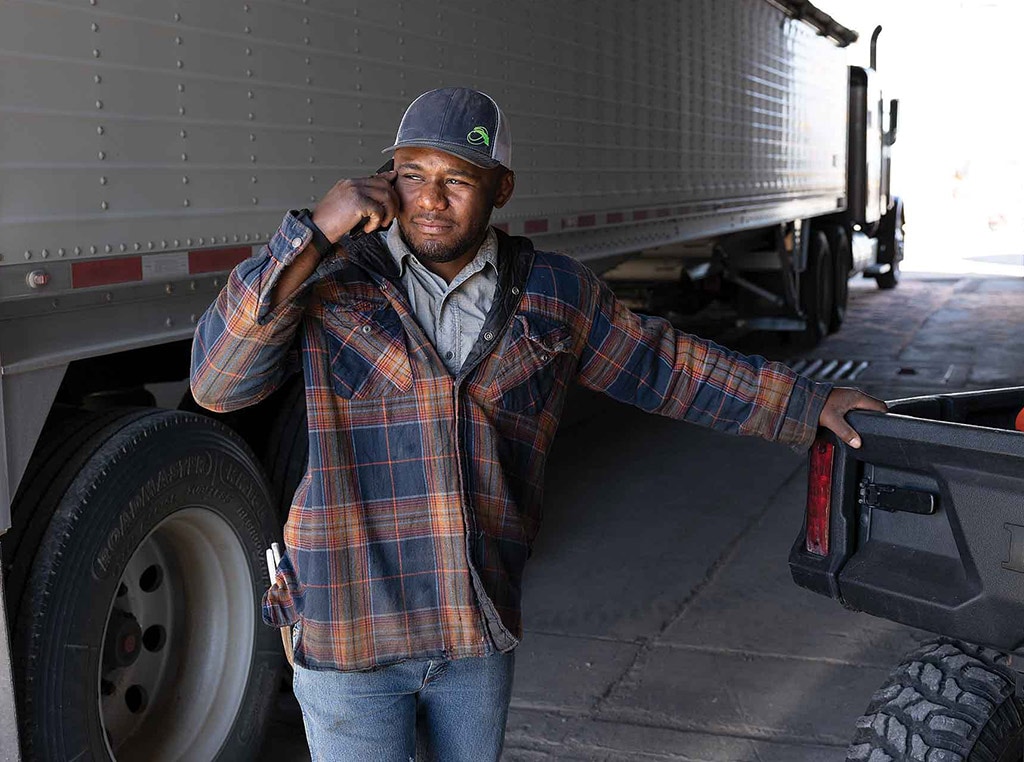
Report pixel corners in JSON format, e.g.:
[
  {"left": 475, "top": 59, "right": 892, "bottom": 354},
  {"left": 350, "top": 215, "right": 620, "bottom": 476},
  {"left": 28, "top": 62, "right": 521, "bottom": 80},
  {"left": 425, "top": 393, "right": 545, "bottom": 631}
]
[
  {"left": 828, "top": 226, "right": 851, "bottom": 333},
  {"left": 797, "top": 230, "right": 834, "bottom": 348},
  {"left": 14, "top": 409, "right": 284, "bottom": 761},
  {"left": 260, "top": 375, "right": 309, "bottom": 527},
  {"left": 876, "top": 201, "right": 905, "bottom": 291},
  {"left": 2, "top": 408, "right": 154, "bottom": 617},
  {"left": 847, "top": 638, "right": 1024, "bottom": 762}
]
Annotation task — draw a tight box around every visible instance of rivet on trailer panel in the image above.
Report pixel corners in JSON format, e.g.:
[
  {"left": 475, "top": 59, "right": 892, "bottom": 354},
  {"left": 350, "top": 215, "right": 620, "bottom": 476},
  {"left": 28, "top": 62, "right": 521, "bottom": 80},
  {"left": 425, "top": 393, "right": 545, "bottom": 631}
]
[
  {"left": 186, "top": 238, "right": 193, "bottom": 246},
  {"left": 250, "top": 176, "right": 257, "bottom": 184},
  {"left": 100, "top": 176, "right": 107, "bottom": 185},
  {"left": 104, "top": 293, "right": 113, "bottom": 302},
  {"left": 190, "top": 313, "right": 198, "bottom": 324},
  {"left": 90, "top": 246, "right": 97, "bottom": 254},
  {"left": 165, "top": 318, "right": 174, "bottom": 328},
  {"left": 97, "top": 125, "right": 104, "bottom": 135},
  {"left": 104, "top": 245, "right": 112, "bottom": 253},
  {"left": 93, "top": 49, "right": 100, "bottom": 58},
  {"left": 165, "top": 284, "right": 174, "bottom": 295},
  {"left": 58, "top": 248, "right": 66, "bottom": 257}
]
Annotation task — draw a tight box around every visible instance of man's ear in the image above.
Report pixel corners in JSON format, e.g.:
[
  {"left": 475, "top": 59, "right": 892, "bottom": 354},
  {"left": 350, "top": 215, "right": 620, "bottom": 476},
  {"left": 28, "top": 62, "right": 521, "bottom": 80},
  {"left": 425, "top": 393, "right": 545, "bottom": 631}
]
[{"left": 492, "top": 170, "right": 515, "bottom": 209}]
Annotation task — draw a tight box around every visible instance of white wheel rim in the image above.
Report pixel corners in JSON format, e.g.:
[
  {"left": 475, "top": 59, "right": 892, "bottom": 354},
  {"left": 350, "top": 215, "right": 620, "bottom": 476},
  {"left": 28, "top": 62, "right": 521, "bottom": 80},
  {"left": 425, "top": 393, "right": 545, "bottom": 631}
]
[{"left": 98, "top": 507, "right": 255, "bottom": 761}]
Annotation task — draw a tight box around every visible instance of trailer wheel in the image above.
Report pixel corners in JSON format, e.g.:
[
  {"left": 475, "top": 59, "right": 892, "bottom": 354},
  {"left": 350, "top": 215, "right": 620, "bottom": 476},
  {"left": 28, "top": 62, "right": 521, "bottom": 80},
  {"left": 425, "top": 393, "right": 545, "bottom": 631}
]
[
  {"left": 798, "top": 231, "right": 834, "bottom": 347},
  {"left": 828, "top": 226, "right": 851, "bottom": 333},
  {"left": 847, "top": 638, "right": 1024, "bottom": 762},
  {"left": 875, "top": 201, "right": 905, "bottom": 290},
  {"left": 14, "top": 409, "right": 283, "bottom": 761}
]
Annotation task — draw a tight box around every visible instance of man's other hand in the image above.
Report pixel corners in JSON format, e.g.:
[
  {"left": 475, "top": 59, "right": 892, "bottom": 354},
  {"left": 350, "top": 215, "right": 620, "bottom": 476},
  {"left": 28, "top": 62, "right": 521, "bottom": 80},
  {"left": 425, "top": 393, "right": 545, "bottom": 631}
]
[{"left": 818, "top": 387, "right": 887, "bottom": 449}]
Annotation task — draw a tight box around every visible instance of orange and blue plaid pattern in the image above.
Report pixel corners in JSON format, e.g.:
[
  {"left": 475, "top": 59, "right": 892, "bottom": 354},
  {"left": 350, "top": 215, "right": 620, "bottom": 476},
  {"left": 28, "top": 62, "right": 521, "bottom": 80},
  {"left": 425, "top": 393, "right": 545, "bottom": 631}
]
[{"left": 190, "top": 211, "right": 831, "bottom": 672}]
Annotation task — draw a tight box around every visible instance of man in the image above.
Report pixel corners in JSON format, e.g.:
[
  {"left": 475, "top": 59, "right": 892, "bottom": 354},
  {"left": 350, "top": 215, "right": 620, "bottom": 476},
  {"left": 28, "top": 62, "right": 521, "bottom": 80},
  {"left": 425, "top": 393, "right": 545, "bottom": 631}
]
[{"left": 190, "top": 87, "right": 884, "bottom": 760}]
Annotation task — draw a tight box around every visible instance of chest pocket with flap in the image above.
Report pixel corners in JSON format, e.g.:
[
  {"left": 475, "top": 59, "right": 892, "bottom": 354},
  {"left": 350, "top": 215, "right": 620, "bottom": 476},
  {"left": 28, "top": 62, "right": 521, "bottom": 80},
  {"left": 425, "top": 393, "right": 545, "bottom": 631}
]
[
  {"left": 321, "top": 298, "right": 414, "bottom": 399},
  {"left": 491, "top": 313, "right": 572, "bottom": 415}
]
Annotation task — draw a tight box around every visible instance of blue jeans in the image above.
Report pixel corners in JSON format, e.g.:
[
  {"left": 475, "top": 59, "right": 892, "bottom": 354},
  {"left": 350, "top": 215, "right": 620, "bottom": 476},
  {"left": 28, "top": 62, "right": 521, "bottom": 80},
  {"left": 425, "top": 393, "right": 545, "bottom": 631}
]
[{"left": 291, "top": 646, "right": 515, "bottom": 761}]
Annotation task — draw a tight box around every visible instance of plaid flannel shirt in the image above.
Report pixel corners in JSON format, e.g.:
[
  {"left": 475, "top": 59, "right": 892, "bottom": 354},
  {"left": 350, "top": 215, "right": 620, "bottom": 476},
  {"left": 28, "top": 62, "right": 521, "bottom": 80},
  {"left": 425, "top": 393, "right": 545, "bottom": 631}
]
[{"left": 190, "top": 211, "right": 831, "bottom": 672}]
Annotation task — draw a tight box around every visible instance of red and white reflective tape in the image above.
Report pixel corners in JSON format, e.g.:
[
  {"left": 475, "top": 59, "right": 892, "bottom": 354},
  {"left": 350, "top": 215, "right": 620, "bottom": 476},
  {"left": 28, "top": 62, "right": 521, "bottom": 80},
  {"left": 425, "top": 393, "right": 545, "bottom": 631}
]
[
  {"left": 69, "top": 245, "right": 258, "bottom": 289},
  {"left": 497, "top": 206, "right": 680, "bottom": 237}
]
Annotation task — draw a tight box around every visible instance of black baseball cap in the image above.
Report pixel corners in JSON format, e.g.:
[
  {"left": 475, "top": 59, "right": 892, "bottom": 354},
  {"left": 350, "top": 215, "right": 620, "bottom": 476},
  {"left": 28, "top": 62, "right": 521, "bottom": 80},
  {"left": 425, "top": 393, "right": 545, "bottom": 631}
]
[{"left": 381, "top": 87, "right": 512, "bottom": 170}]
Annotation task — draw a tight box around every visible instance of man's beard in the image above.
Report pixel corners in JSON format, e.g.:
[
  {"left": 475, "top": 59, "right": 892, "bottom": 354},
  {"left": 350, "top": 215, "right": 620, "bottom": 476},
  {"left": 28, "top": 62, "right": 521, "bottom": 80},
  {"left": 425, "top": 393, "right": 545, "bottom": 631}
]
[{"left": 397, "top": 215, "right": 491, "bottom": 265}]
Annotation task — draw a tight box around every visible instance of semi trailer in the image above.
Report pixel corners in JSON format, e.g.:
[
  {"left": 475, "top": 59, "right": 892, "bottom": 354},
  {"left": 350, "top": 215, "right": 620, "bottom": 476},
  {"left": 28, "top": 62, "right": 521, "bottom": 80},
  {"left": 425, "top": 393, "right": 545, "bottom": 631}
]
[{"left": 0, "top": 0, "right": 899, "bottom": 758}]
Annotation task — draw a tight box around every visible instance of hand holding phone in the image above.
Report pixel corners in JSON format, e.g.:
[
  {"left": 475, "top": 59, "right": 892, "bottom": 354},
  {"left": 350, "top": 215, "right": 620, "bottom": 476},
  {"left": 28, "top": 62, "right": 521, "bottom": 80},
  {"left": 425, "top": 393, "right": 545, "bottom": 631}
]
[
  {"left": 349, "top": 160, "right": 396, "bottom": 240},
  {"left": 311, "top": 159, "right": 397, "bottom": 244}
]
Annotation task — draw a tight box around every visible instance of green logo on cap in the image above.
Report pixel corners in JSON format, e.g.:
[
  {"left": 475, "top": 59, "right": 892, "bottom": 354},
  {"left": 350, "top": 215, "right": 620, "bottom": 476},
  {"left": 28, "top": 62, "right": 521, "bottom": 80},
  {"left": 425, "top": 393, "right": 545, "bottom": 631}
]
[{"left": 467, "top": 126, "right": 490, "bottom": 147}]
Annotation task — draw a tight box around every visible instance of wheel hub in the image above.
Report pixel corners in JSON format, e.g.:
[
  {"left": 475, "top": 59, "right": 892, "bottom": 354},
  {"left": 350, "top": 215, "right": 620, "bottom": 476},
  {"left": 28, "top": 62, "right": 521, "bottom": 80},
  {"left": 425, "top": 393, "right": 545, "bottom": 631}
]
[{"left": 103, "top": 609, "right": 143, "bottom": 669}]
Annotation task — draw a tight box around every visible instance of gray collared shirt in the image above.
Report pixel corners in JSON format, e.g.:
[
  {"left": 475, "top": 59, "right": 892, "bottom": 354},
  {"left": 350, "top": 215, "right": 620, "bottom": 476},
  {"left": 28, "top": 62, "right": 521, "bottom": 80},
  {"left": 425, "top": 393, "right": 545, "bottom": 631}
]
[{"left": 384, "top": 224, "right": 499, "bottom": 375}]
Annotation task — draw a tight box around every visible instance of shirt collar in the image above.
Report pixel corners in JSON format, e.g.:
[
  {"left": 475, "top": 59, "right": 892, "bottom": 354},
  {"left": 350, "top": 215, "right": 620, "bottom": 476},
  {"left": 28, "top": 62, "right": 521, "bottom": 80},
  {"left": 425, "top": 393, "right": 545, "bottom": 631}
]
[{"left": 385, "top": 224, "right": 498, "bottom": 282}]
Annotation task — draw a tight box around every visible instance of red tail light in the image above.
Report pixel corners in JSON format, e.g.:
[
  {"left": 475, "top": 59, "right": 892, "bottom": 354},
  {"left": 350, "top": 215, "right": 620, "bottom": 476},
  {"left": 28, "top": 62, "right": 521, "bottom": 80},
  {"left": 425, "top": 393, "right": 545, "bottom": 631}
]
[{"left": 806, "top": 437, "right": 835, "bottom": 556}]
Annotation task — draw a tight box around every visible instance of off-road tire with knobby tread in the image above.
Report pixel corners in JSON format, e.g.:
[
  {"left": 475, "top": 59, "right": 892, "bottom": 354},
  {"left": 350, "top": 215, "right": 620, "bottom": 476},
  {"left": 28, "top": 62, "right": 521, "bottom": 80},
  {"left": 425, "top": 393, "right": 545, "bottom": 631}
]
[{"left": 847, "top": 638, "right": 1024, "bottom": 762}]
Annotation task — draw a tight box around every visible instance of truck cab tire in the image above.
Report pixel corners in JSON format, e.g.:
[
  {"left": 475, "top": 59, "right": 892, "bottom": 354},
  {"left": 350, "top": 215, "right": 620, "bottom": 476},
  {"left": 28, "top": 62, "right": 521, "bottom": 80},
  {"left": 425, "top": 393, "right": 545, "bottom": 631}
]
[
  {"left": 797, "top": 230, "right": 835, "bottom": 348},
  {"left": 13, "top": 409, "right": 283, "bottom": 761},
  {"left": 875, "top": 201, "right": 906, "bottom": 291},
  {"left": 847, "top": 638, "right": 1024, "bottom": 762}
]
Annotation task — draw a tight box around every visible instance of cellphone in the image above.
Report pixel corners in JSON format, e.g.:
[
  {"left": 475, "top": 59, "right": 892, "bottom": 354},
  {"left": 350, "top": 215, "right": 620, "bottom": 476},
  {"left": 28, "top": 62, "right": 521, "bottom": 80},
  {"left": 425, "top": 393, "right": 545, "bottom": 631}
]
[{"left": 348, "top": 159, "right": 395, "bottom": 240}]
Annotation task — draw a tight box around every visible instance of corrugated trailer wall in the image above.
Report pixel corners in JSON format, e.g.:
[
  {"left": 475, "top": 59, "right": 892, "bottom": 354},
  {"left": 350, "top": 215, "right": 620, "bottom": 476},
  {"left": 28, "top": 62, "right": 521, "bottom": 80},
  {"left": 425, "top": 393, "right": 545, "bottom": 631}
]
[{"left": 0, "top": 0, "right": 848, "bottom": 277}]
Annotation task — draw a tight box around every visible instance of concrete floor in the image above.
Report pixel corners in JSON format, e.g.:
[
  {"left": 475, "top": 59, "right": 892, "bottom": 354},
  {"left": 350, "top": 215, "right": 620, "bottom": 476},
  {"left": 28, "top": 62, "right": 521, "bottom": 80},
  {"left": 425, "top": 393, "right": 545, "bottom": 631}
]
[{"left": 257, "top": 274, "right": 1024, "bottom": 761}]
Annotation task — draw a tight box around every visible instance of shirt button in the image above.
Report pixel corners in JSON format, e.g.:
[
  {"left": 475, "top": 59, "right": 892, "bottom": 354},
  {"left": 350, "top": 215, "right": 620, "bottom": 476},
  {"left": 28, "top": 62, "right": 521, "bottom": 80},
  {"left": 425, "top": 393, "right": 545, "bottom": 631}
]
[
  {"left": 511, "top": 286, "right": 521, "bottom": 295},
  {"left": 380, "top": 281, "right": 389, "bottom": 291},
  {"left": 540, "top": 354, "right": 550, "bottom": 362},
  {"left": 483, "top": 331, "right": 494, "bottom": 341},
  {"left": 446, "top": 351, "right": 454, "bottom": 360},
  {"left": 290, "top": 236, "right": 303, "bottom": 249},
  {"left": 361, "top": 325, "right": 372, "bottom": 334}
]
